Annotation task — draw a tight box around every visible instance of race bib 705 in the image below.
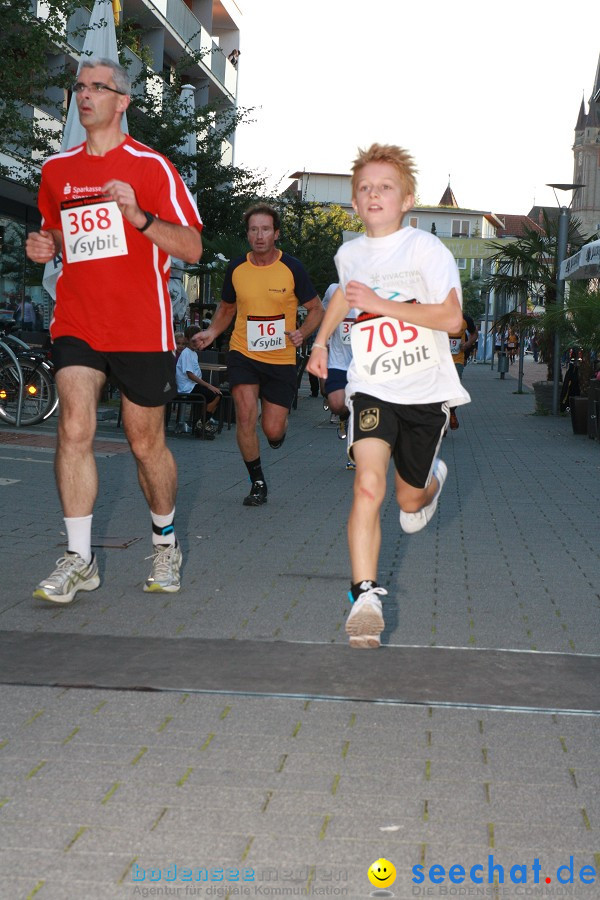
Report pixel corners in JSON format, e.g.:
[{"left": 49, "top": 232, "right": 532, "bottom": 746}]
[{"left": 351, "top": 315, "right": 440, "bottom": 383}]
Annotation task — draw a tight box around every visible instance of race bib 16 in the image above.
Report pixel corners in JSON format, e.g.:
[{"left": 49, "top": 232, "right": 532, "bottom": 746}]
[{"left": 246, "top": 314, "right": 286, "bottom": 351}]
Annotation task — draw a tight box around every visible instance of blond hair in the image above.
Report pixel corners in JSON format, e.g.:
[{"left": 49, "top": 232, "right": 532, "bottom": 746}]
[{"left": 351, "top": 144, "right": 417, "bottom": 197}]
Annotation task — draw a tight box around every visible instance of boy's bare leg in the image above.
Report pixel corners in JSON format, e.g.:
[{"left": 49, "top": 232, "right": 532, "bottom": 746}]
[
  {"left": 348, "top": 438, "right": 390, "bottom": 582},
  {"left": 395, "top": 471, "right": 440, "bottom": 514}
]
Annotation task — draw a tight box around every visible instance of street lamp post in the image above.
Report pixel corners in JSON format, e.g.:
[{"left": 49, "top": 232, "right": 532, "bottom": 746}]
[{"left": 546, "top": 183, "right": 584, "bottom": 415}]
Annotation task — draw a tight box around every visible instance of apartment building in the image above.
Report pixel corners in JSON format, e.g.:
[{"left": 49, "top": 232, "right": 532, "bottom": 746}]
[{"left": 0, "top": 0, "right": 241, "bottom": 312}]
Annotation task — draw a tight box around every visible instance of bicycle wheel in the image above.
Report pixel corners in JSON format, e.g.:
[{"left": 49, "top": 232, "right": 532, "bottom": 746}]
[{"left": 0, "top": 358, "right": 57, "bottom": 426}]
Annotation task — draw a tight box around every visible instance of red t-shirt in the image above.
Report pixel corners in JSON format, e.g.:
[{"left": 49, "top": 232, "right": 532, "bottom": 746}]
[{"left": 38, "top": 135, "right": 203, "bottom": 351}]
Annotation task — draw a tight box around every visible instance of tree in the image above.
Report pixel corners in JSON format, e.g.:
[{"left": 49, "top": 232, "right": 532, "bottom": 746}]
[
  {"left": 0, "top": 0, "right": 83, "bottom": 192},
  {"left": 277, "top": 199, "right": 363, "bottom": 297},
  {"left": 484, "top": 211, "right": 588, "bottom": 380},
  {"left": 461, "top": 277, "right": 485, "bottom": 321}
]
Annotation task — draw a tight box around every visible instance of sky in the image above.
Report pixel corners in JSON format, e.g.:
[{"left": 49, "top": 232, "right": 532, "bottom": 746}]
[{"left": 232, "top": 0, "right": 600, "bottom": 215}]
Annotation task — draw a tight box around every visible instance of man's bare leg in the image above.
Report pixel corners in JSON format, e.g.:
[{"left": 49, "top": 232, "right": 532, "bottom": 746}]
[
  {"left": 121, "top": 397, "right": 177, "bottom": 514},
  {"left": 260, "top": 398, "right": 288, "bottom": 446},
  {"left": 122, "top": 397, "right": 181, "bottom": 592},
  {"left": 33, "top": 366, "right": 104, "bottom": 604},
  {"left": 231, "top": 382, "right": 261, "bottom": 461},
  {"left": 54, "top": 366, "right": 105, "bottom": 516}
]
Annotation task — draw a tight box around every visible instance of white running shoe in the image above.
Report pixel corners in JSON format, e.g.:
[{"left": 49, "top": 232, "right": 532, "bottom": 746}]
[
  {"left": 33, "top": 552, "right": 100, "bottom": 605},
  {"left": 144, "top": 543, "right": 182, "bottom": 593},
  {"left": 345, "top": 584, "right": 387, "bottom": 649},
  {"left": 399, "top": 458, "right": 448, "bottom": 534}
]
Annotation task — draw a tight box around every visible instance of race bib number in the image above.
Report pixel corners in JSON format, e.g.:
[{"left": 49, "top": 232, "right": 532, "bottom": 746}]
[
  {"left": 449, "top": 338, "right": 462, "bottom": 355},
  {"left": 339, "top": 317, "right": 355, "bottom": 345},
  {"left": 351, "top": 315, "right": 440, "bottom": 383},
  {"left": 246, "top": 314, "right": 286, "bottom": 351},
  {"left": 61, "top": 195, "right": 128, "bottom": 264}
]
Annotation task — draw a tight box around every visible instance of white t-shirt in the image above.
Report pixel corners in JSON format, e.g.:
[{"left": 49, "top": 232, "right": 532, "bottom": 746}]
[
  {"left": 176, "top": 346, "right": 203, "bottom": 394},
  {"left": 335, "top": 228, "right": 470, "bottom": 407},
  {"left": 322, "top": 283, "right": 357, "bottom": 372}
]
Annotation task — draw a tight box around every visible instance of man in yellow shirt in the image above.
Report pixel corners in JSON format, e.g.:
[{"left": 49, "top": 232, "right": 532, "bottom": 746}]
[{"left": 193, "top": 204, "right": 323, "bottom": 505}]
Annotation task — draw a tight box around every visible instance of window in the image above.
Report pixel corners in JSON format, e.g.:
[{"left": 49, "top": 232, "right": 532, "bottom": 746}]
[
  {"left": 408, "top": 217, "right": 418, "bottom": 228},
  {"left": 456, "top": 258, "right": 467, "bottom": 270},
  {"left": 472, "top": 259, "right": 482, "bottom": 278},
  {"left": 452, "top": 219, "right": 470, "bottom": 237}
]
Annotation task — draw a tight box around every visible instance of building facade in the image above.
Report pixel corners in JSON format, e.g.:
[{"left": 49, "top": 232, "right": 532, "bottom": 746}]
[
  {"left": 0, "top": 0, "right": 241, "bottom": 319},
  {"left": 572, "top": 52, "right": 600, "bottom": 239}
]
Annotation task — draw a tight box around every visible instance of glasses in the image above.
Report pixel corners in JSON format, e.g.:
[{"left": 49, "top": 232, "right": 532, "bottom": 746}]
[{"left": 72, "top": 81, "right": 126, "bottom": 95}]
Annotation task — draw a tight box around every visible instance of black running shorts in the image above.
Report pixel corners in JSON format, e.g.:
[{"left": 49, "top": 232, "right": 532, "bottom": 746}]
[
  {"left": 347, "top": 392, "right": 449, "bottom": 488},
  {"left": 226, "top": 349, "right": 297, "bottom": 409},
  {"left": 52, "top": 336, "right": 177, "bottom": 407}
]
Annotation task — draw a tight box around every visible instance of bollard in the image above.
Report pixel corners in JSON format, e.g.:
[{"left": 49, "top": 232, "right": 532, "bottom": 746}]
[{"left": 497, "top": 351, "right": 509, "bottom": 379}]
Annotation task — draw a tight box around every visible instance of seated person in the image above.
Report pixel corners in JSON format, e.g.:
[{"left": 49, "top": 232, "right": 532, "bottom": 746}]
[{"left": 176, "top": 325, "right": 222, "bottom": 435}]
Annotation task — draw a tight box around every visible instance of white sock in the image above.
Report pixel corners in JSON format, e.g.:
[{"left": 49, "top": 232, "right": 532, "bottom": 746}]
[
  {"left": 151, "top": 509, "right": 176, "bottom": 547},
  {"left": 64, "top": 515, "right": 93, "bottom": 563}
]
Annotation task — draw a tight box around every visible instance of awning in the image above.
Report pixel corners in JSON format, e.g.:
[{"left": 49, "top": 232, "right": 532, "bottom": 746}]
[{"left": 560, "top": 238, "right": 600, "bottom": 280}]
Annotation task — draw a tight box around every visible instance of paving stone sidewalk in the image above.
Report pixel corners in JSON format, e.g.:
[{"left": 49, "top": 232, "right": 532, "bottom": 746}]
[{"left": 0, "top": 356, "right": 598, "bottom": 899}]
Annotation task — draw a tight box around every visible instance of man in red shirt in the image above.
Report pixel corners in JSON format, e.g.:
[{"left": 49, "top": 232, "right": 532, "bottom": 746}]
[{"left": 25, "top": 58, "right": 203, "bottom": 602}]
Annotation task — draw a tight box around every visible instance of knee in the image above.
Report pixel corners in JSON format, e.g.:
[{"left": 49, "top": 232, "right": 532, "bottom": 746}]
[
  {"left": 396, "top": 488, "right": 425, "bottom": 513},
  {"left": 354, "top": 470, "right": 385, "bottom": 506},
  {"left": 263, "top": 420, "right": 287, "bottom": 442},
  {"left": 128, "top": 429, "right": 163, "bottom": 462},
  {"left": 57, "top": 411, "right": 95, "bottom": 449}
]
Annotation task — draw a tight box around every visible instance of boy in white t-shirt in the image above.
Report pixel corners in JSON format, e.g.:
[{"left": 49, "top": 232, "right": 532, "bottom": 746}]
[
  {"left": 321, "top": 282, "right": 358, "bottom": 464},
  {"left": 307, "top": 143, "right": 470, "bottom": 649}
]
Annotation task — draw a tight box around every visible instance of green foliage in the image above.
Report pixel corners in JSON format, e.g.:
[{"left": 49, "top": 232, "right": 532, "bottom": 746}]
[
  {"left": 484, "top": 210, "right": 588, "bottom": 381},
  {"left": 0, "top": 0, "right": 83, "bottom": 191},
  {"left": 277, "top": 199, "right": 363, "bottom": 297},
  {"left": 460, "top": 277, "right": 485, "bottom": 321}
]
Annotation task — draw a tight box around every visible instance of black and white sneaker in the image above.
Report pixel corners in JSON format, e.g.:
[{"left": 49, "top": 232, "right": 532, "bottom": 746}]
[{"left": 243, "top": 480, "right": 267, "bottom": 506}]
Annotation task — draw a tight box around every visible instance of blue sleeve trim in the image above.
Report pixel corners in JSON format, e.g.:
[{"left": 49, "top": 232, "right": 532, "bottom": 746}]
[
  {"left": 222, "top": 255, "right": 247, "bottom": 303},
  {"left": 280, "top": 253, "right": 317, "bottom": 304}
]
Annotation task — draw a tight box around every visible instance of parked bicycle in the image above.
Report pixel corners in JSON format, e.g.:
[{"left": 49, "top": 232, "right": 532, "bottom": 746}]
[{"left": 0, "top": 329, "right": 58, "bottom": 426}]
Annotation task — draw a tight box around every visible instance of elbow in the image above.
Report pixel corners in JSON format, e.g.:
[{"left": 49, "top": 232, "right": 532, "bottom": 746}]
[
  {"left": 447, "top": 309, "right": 464, "bottom": 333},
  {"left": 185, "top": 233, "right": 203, "bottom": 265}
]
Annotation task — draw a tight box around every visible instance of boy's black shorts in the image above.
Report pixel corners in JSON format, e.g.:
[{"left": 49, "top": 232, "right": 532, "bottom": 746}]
[
  {"left": 226, "top": 349, "right": 296, "bottom": 410},
  {"left": 347, "top": 392, "right": 449, "bottom": 488},
  {"left": 52, "top": 335, "right": 177, "bottom": 407}
]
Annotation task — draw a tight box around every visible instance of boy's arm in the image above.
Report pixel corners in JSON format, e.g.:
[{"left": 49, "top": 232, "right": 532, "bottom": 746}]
[
  {"left": 306, "top": 287, "right": 348, "bottom": 378},
  {"left": 345, "top": 282, "right": 464, "bottom": 334}
]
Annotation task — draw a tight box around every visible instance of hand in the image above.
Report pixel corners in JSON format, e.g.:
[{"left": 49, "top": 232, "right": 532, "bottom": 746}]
[
  {"left": 210, "top": 385, "right": 222, "bottom": 395},
  {"left": 190, "top": 330, "right": 215, "bottom": 351},
  {"left": 345, "top": 280, "right": 381, "bottom": 313},
  {"left": 102, "top": 179, "right": 145, "bottom": 228},
  {"left": 25, "top": 231, "right": 57, "bottom": 264},
  {"left": 285, "top": 328, "right": 304, "bottom": 348},
  {"left": 306, "top": 345, "right": 328, "bottom": 379}
]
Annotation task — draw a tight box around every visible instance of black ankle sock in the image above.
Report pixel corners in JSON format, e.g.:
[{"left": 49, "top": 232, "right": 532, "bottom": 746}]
[
  {"left": 350, "top": 580, "right": 378, "bottom": 602},
  {"left": 245, "top": 457, "right": 265, "bottom": 484}
]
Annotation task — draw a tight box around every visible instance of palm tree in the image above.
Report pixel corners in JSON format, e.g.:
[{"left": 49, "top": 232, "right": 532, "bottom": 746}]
[{"left": 484, "top": 211, "right": 588, "bottom": 381}]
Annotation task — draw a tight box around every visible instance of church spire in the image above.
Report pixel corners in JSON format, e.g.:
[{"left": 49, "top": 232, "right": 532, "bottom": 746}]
[
  {"left": 575, "top": 93, "right": 586, "bottom": 131},
  {"left": 438, "top": 175, "right": 458, "bottom": 208}
]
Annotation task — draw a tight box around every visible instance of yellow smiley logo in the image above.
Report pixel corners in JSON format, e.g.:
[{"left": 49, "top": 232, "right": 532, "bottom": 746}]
[{"left": 368, "top": 858, "right": 396, "bottom": 888}]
